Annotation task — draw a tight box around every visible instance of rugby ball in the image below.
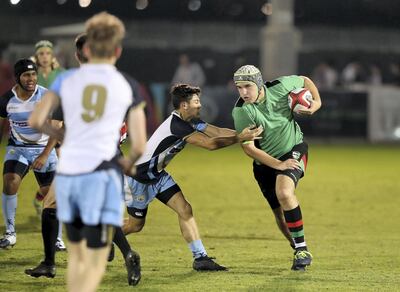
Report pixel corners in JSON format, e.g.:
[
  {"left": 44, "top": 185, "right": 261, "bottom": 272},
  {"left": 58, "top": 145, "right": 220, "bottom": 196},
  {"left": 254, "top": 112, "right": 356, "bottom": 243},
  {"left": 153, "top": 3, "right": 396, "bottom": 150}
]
[{"left": 288, "top": 88, "right": 313, "bottom": 113}]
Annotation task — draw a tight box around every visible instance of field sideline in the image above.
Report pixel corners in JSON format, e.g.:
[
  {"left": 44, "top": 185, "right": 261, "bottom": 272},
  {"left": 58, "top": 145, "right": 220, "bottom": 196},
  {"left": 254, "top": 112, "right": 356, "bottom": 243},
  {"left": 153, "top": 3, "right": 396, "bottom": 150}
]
[{"left": 0, "top": 143, "right": 399, "bottom": 291}]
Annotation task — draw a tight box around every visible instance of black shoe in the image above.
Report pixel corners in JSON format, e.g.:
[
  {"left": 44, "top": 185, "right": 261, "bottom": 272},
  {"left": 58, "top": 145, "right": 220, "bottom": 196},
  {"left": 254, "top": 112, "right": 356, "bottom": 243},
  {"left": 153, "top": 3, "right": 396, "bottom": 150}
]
[
  {"left": 107, "top": 243, "right": 115, "bottom": 262},
  {"left": 25, "top": 262, "right": 56, "bottom": 278},
  {"left": 125, "top": 250, "right": 141, "bottom": 286},
  {"left": 193, "top": 256, "right": 228, "bottom": 271},
  {"left": 291, "top": 250, "right": 313, "bottom": 271}
]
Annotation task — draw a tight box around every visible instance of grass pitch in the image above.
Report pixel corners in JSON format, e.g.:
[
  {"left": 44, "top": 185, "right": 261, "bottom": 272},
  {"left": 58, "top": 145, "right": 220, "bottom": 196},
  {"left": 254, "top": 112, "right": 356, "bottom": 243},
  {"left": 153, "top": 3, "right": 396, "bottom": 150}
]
[{"left": 0, "top": 143, "right": 399, "bottom": 291}]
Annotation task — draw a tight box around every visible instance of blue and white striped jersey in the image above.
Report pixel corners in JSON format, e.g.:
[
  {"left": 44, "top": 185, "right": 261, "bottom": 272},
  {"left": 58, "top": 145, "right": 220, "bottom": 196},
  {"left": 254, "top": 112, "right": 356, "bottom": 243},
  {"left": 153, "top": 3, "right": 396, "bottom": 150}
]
[
  {"left": 134, "top": 111, "right": 207, "bottom": 183},
  {"left": 0, "top": 85, "right": 49, "bottom": 147}
]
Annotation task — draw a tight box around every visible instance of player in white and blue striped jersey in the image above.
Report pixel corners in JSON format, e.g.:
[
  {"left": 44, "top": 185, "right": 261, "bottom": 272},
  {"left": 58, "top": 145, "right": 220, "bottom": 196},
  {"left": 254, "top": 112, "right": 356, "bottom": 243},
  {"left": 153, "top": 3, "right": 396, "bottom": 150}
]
[{"left": 0, "top": 59, "right": 58, "bottom": 249}]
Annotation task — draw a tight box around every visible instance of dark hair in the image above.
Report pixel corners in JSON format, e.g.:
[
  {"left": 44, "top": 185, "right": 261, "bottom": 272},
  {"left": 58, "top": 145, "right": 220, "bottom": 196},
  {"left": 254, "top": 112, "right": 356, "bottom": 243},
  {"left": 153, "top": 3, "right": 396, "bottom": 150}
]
[
  {"left": 170, "top": 84, "right": 201, "bottom": 109},
  {"left": 75, "top": 33, "right": 88, "bottom": 63}
]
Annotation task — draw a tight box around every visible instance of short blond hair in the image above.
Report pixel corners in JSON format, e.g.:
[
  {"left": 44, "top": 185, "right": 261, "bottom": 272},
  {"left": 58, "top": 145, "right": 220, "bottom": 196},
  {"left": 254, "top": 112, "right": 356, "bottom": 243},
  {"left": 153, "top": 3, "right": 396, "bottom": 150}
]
[{"left": 85, "top": 12, "right": 125, "bottom": 58}]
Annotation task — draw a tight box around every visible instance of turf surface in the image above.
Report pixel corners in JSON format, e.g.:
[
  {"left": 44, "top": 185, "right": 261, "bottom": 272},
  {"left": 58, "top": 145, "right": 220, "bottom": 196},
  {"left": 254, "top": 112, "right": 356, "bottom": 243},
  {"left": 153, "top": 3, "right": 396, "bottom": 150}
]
[{"left": 0, "top": 143, "right": 399, "bottom": 291}]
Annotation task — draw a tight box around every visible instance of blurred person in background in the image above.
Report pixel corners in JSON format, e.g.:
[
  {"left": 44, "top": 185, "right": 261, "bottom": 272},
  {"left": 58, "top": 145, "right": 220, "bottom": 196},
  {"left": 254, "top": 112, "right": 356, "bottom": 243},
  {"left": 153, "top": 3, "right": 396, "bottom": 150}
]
[
  {"left": 26, "top": 34, "right": 145, "bottom": 285},
  {"left": 367, "top": 64, "right": 382, "bottom": 86},
  {"left": 232, "top": 65, "right": 321, "bottom": 271},
  {"left": 386, "top": 62, "right": 400, "bottom": 86},
  {"left": 0, "top": 59, "right": 58, "bottom": 249},
  {"left": 341, "top": 60, "right": 366, "bottom": 87},
  {"left": 32, "top": 40, "right": 66, "bottom": 251},
  {"left": 33, "top": 40, "right": 65, "bottom": 89},
  {"left": 25, "top": 33, "right": 87, "bottom": 279},
  {"left": 311, "top": 61, "right": 338, "bottom": 89},
  {"left": 28, "top": 12, "right": 147, "bottom": 291},
  {"left": 171, "top": 53, "right": 206, "bottom": 87}
]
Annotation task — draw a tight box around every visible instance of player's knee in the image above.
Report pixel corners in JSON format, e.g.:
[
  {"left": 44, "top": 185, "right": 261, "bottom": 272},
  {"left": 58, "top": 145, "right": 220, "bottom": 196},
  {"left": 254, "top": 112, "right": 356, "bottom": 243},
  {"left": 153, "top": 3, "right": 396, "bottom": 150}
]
[
  {"left": 3, "top": 176, "right": 20, "bottom": 194},
  {"left": 124, "top": 220, "right": 144, "bottom": 234},
  {"left": 178, "top": 201, "right": 193, "bottom": 220},
  {"left": 276, "top": 187, "right": 294, "bottom": 204}
]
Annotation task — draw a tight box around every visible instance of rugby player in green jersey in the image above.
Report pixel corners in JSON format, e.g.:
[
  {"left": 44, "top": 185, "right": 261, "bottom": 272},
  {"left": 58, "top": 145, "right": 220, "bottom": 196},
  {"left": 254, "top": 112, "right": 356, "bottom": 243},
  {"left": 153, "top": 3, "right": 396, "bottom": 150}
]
[{"left": 232, "top": 65, "right": 321, "bottom": 271}]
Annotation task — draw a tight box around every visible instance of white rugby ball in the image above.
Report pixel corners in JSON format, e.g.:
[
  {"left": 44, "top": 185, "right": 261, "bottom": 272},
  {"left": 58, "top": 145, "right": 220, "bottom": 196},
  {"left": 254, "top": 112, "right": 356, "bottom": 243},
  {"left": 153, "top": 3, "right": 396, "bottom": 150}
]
[{"left": 288, "top": 88, "right": 313, "bottom": 113}]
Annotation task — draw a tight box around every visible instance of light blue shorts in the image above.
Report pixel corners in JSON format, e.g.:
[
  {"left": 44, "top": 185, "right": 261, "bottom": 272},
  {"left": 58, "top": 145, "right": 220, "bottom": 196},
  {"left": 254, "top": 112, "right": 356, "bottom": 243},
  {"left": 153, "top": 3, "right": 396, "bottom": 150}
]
[
  {"left": 55, "top": 169, "right": 124, "bottom": 227},
  {"left": 124, "top": 171, "right": 180, "bottom": 211},
  {"left": 4, "top": 146, "right": 58, "bottom": 173}
]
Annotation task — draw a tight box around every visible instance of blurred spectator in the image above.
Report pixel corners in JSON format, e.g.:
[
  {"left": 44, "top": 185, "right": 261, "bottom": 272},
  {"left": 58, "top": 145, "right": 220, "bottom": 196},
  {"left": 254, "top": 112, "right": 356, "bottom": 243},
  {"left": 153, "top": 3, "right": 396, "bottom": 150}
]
[
  {"left": 367, "top": 64, "right": 382, "bottom": 86},
  {"left": 0, "top": 56, "right": 13, "bottom": 95},
  {"left": 171, "top": 53, "right": 205, "bottom": 87},
  {"left": 311, "top": 61, "right": 338, "bottom": 89},
  {"left": 32, "top": 40, "right": 64, "bottom": 88},
  {"left": 341, "top": 60, "right": 366, "bottom": 86},
  {"left": 386, "top": 62, "right": 400, "bottom": 86}
]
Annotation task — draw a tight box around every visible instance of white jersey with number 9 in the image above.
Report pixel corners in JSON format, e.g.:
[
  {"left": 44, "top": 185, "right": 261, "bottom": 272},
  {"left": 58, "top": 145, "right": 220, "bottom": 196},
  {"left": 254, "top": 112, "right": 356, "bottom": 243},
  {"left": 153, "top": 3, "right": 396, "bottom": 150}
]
[{"left": 50, "top": 64, "right": 135, "bottom": 174}]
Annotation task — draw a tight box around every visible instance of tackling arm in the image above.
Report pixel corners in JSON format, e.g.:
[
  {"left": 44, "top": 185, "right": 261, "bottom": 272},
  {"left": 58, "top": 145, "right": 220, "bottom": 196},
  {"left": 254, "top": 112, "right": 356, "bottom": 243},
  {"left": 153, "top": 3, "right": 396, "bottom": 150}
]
[
  {"left": 186, "top": 125, "right": 263, "bottom": 151},
  {"left": 203, "top": 124, "right": 236, "bottom": 138}
]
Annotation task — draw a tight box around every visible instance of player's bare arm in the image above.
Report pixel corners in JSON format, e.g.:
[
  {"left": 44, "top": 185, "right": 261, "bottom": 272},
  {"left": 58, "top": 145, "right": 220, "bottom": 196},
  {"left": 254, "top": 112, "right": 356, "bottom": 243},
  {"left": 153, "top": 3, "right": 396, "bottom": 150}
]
[
  {"left": 186, "top": 125, "right": 263, "bottom": 150},
  {"left": 119, "top": 104, "right": 147, "bottom": 176},
  {"left": 203, "top": 124, "right": 236, "bottom": 137},
  {"left": 241, "top": 141, "right": 300, "bottom": 170},
  {"left": 28, "top": 91, "right": 64, "bottom": 142},
  {"left": 204, "top": 123, "right": 263, "bottom": 141},
  {"left": 297, "top": 76, "right": 322, "bottom": 115}
]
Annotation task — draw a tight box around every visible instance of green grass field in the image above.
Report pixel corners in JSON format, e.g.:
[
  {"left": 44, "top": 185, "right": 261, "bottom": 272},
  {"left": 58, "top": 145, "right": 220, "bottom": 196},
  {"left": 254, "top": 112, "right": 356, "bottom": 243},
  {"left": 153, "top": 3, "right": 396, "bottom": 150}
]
[{"left": 0, "top": 143, "right": 399, "bottom": 291}]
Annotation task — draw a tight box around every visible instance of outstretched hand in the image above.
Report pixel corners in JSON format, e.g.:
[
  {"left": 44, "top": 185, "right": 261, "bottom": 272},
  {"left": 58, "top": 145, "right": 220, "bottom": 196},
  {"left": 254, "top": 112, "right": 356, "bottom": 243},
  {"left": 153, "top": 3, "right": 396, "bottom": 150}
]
[{"left": 238, "top": 125, "right": 264, "bottom": 142}]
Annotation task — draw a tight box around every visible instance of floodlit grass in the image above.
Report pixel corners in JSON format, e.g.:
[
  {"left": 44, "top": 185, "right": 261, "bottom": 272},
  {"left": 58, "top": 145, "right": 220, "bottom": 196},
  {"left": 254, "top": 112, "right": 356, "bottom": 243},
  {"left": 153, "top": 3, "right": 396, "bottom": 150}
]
[{"left": 0, "top": 143, "right": 399, "bottom": 291}]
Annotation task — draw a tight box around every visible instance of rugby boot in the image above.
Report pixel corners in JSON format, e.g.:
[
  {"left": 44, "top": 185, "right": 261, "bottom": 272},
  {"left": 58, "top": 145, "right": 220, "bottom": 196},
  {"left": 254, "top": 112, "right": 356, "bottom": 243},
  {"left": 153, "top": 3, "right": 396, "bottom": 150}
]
[
  {"left": 291, "top": 249, "right": 313, "bottom": 271},
  {"left": 125, "top": 250, "right": 141, "bottom": 286},
  {"left": 25, "top": 261, "right": 56, "bottom": 278},
  {"left": 193, "top": 256, "right": 228, "bottom": 271}
]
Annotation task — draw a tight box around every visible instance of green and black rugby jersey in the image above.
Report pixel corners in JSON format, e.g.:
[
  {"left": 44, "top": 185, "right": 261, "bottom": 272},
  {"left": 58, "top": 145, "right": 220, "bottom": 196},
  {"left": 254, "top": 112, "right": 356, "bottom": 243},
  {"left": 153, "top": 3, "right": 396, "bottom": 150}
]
[{"left": 232, "top": 75, "right": 304, "bottom": 159}]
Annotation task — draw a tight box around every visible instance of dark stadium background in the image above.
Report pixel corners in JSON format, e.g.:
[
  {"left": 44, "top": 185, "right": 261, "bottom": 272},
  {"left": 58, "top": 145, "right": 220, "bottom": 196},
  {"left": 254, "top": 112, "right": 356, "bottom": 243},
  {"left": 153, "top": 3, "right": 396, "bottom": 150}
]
[{"left": 0, "top": 1, "right": 400, "bottom": 291}]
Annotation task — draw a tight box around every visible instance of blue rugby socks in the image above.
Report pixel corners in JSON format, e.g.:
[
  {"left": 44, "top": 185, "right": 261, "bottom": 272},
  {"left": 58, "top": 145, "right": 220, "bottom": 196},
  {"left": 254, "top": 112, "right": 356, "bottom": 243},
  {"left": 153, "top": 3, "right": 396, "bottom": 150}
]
[
  {"left": 189, "top": 239, "right": 207, "bottom": 259},
  {"left": 2, "top": 193, "right": 17, "bottom": 233}
]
